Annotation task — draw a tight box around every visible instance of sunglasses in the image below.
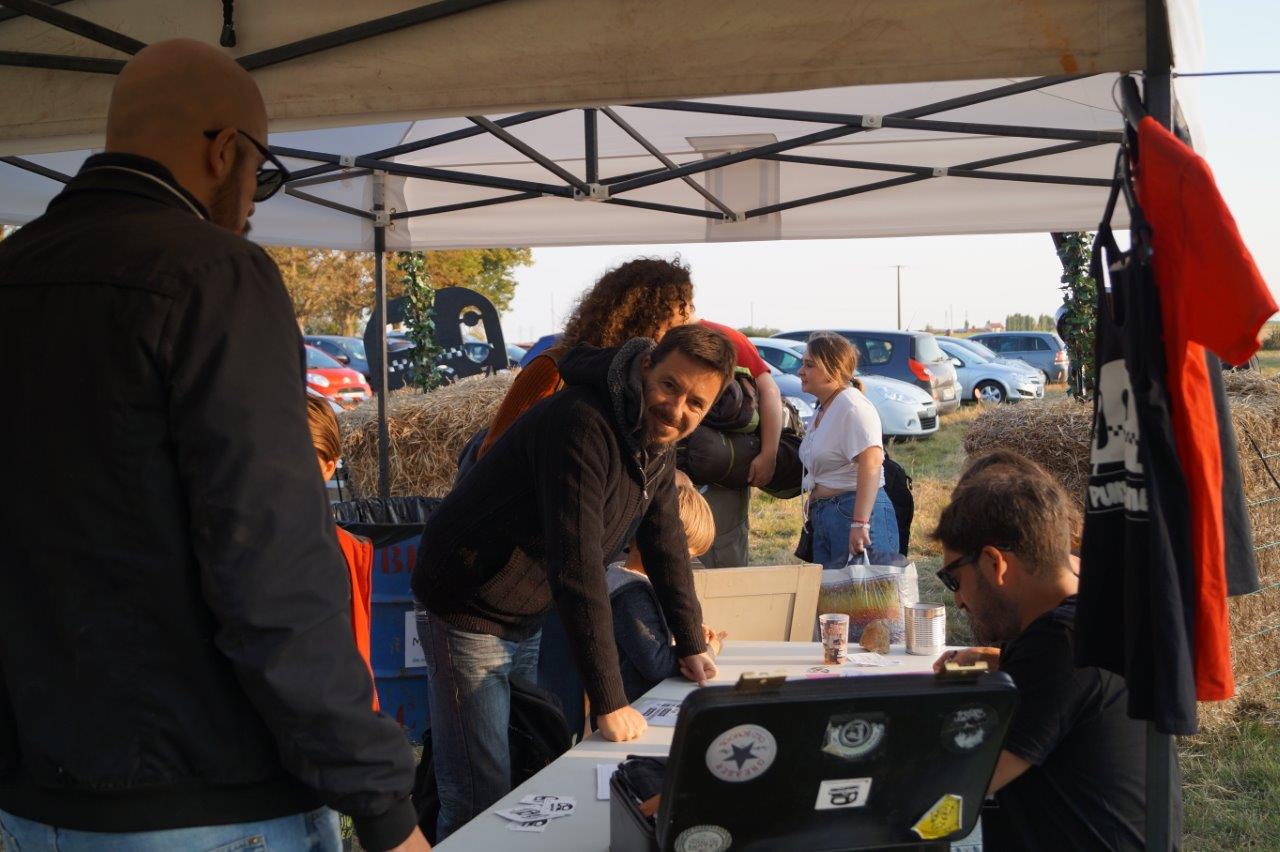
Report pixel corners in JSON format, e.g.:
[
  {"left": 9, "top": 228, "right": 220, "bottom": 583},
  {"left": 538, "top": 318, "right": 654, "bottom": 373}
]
[
  {"left": 202, "top": 128, "right": 292, "bottom": 202},
  {"left": 936, "top": 551, "right": 981, "bottom": 593}
]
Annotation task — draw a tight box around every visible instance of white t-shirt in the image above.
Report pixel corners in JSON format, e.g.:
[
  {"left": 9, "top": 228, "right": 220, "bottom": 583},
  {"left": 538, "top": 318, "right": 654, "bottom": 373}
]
[{"left": 798, "top": 387, "right": 885, "bottom": 492}]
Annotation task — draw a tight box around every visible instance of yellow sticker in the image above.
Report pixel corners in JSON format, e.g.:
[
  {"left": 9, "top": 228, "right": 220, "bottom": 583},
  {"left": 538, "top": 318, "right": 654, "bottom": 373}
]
[{"left": 912, "top": 793, "right": 963, "bottom": 840}]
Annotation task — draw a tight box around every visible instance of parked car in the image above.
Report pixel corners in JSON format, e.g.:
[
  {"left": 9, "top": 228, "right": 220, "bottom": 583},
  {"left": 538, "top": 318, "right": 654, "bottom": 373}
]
[
  {"left": 305, "top": 345, "right": 373, "bottom": 407},
  {"left": 937, "top": 339, "right": 1042, "bottom": 404},
  {"left": 936, "top": 336, "right": 1042, "bottom": 386},
  {"left": 771, "top": 329, "right": 962, "bottom": 415},
  {"left": 303, "top": 335, "right": 370, "bottom": 381},
  {"left": 756, "top": 340, "right": 939, "bottom": 438},
  {"left": 968, "top": 331, "right": 1070, "bottom": 383}
]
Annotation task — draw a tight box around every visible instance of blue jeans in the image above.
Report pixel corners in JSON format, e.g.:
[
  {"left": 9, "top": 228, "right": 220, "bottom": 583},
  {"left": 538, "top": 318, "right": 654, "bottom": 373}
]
[
  {"left": 810, "top": 489, "right": 900, "bottom": 564},
  {"left": 0, "top": 807, "right": 339, "bottom": 852},
  {"left": 417, "top": 609, "right": 541, "bottom": 841}
]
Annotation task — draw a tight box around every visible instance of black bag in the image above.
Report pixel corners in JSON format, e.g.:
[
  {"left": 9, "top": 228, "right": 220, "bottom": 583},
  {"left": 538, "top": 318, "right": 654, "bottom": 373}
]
[
  {"left": 881, "top": 453, "right": 914, "bottom": 556},
  {"left": 412, "top": 675, "right": 573, "bottom": 842},
  {"left": 794, "top": 518, "right": 814, "bottom": 562}
]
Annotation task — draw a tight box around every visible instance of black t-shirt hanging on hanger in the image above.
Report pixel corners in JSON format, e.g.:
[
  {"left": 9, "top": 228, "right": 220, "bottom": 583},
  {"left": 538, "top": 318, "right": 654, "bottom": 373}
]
[{"left": 1075, "top": 176, "right": 1200, "bottom": 735}]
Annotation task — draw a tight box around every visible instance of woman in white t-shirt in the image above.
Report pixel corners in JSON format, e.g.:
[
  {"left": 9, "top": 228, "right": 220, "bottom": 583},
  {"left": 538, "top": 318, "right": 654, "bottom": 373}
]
[{"left": 797, "top": 333, "right": 900, "bottom": 563}]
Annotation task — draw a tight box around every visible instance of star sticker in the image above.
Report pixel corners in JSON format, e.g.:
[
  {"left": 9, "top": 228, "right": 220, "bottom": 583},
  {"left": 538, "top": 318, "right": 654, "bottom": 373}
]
[{"left": 728, "top": 742, "right": 758, "bottom": 769}]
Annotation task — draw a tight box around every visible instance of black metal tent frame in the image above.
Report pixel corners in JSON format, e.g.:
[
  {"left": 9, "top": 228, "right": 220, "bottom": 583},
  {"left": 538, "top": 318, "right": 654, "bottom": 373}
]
[{"left": 0, "top": 3, "right": 1183, "bottom": 846}]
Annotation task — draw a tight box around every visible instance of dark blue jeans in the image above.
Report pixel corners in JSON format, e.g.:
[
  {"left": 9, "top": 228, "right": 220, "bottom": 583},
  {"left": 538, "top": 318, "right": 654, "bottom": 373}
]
[
  {"left": 417, "top": 608, "right": 541, "bottom": 841},
  {"left": 810, "top": 489, "right": 900, "bottom": 564},
  {"left": 0, "top": 807, "right": 339, "bottom": 851}
]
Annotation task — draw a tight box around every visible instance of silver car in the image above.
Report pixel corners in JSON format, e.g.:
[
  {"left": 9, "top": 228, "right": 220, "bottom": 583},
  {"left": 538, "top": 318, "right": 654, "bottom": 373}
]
[
  {"left": 937, "top": 336, "right": 1041, "bottom": 383},
  {"left": 754, "top": 338, "right": 939, "bottom": 438},
  {"left": 937, "top": 339, "right": 1042, "bottom": 404}
]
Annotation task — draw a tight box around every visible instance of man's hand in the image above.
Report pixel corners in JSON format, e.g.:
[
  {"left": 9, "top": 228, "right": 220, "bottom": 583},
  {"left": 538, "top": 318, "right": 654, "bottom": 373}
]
[
  {"left": 598, "top": 706, "right": 648, "bottom": 742},
  {"left": 747, "top": 450, "right": 778, "bottom": 487},
  {"left": 679, "top": 652, "right": 718, "bottom": 686},
  {"left": 387, "top": 827, "right": 431, "bottom": 851},
  {"left": 932, "top": 646, "right": 1002, "bottom": 674}
]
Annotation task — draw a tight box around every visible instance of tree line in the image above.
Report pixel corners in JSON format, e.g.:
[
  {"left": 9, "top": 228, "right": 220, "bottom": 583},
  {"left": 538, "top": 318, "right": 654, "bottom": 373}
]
[
  {"left": 1004, "top": 312, "right": 1057, "bottom": 332},
  {"left": 266, "top": 247, "right": 532, "bottom": 336}
]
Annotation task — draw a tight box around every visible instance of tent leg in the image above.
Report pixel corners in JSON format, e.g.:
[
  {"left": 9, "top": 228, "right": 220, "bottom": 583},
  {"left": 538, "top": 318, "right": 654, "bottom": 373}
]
[
  {"left": 373, "top": 172, "right": 391, "bottom": 499},
  {"left": 1145, "top": 723, "right": 1173, "bottom": 851},
  {"left": 1143, "top": 3, "right": 1174, "bottom": 850}
]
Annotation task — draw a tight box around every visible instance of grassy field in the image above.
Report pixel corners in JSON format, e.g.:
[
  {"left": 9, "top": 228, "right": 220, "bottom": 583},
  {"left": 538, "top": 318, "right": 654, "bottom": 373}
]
[{"left": 746, "top": 390, "right": 1280, "bottom": 850}]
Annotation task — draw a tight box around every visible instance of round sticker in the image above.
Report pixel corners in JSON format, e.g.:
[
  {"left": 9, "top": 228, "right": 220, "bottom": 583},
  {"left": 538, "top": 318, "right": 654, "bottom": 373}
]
[
  {"left": 941, "top": 704, "right": 998, "bottom": 752},
  {"left": 674, "top": 824, "right": 733, "bottom": 852},
  {"left": 705, "top": 724, "right": 777, "bottom": 782},
  {"left": 822, "top": 714, "right": 886, "bottom": 760}
]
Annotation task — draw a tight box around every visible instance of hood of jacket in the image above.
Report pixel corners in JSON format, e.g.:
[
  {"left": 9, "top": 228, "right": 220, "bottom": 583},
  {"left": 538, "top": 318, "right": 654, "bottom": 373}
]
[{"left": 559, "top": 337, "right": 654, "bottom": 461}]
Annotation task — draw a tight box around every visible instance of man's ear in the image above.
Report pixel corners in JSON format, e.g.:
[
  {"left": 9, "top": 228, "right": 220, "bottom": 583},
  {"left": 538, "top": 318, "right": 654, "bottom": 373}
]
[
  {"left": 640, "top": 354, "right": 652, "bottom": 374},
  {"left": 983, "top": 544, "right": 1012, "bottom": 587},
  {"left": 206, "top": 127, "right": 238, "bottom": 181}
]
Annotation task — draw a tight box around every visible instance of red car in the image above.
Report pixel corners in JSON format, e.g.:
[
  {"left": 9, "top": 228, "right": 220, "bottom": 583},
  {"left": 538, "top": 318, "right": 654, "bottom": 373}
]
[{"left": 305, "top": 345, "right": 373, "bottom": 407}]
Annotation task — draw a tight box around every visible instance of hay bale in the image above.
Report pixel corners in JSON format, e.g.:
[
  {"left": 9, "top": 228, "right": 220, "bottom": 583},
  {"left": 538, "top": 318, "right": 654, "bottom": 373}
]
[
  {"left": 337, "top": 372, "right": 517, "bottom": 499},
  {"left": 963, "top": 398, "right": 1093, "bottom": 495},
  {"left": 963, "top": 373, "right": 1280, "bottom": 725}
]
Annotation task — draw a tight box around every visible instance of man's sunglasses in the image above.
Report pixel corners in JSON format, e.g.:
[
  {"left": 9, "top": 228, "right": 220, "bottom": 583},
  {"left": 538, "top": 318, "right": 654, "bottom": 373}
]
[
  {"left": 203, "top": 128, "right": 292, "bottom": 202},
  {"left": 936, "top": 551, "right": 981, "bottom": 593}
]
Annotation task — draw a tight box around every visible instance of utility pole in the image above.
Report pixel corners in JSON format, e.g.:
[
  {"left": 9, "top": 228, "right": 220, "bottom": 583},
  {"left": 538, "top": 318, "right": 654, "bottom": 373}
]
[{"left": 891, "top": 265, "right": 906, "bottom": 330}]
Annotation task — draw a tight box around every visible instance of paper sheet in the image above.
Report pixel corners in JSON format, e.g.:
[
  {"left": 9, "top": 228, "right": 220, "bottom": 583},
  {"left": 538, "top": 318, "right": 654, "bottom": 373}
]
[{"left": 597, "top": 763, "right": 619, "bottom": 800}]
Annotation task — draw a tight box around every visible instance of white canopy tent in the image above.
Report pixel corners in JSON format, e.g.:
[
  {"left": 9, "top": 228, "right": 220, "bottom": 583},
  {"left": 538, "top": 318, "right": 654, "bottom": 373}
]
[
  {"left": 0, "top": 3, "right": 1205, "bottom": 847},
  {"left": 0, "top": 0, "right": 1204, "bottom": 251}
]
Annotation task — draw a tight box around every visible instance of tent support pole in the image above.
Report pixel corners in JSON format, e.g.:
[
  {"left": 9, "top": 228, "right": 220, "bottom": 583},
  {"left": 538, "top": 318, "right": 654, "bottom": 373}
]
[
  {"left": 372, "top": 172, "right": 391, "bottom": 500},
  {"left": 0, "top": 155, "right": 70, "bottom": 182},
  {"left": 584, "top": 108, "right": 598, "bottom": 184},
  {"left": 1143, "top": 1, "right": 1175, "bottom": 850},
  {"left": 599, "top": 106, "right": 737, "bottom": 219}
]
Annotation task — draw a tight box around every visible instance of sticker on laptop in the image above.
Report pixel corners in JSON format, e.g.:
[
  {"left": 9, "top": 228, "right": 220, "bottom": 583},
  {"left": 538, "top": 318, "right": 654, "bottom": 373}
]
[
  {"left": 814, "top": 777, "right": 872, "bottom": 810},
  {"left": 821, "top": 713, "right": 887, "bottom": 761},
  {"left": 912, "top": 793, "right": 963, "bottom": 840},
  {"left": 941, "top": 704, "right": 998, "bottom": 752},
  {"left": 674, "top": 824, "right": 732, "bottom": 852},
  {"left": 705, "top": 724, "right": 777, "bottom": 782}
]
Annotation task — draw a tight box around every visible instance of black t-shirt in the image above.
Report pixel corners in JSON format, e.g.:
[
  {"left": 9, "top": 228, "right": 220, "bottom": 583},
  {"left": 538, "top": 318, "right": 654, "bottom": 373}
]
[
  {"left": 1077, "top": 214, "right": 1200, "bottom": 735},
  {"left": 982, "top": 597, "right": 1180, "bottom": 851}
]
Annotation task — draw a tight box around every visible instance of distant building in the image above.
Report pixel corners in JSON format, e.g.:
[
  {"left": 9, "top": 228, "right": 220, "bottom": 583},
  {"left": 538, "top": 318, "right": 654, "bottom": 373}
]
[{"left": 983, "top": 321, "right": 1005, "bottom": 332}]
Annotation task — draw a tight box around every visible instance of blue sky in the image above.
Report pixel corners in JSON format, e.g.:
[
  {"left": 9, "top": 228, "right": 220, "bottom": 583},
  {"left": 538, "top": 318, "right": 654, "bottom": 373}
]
[{"left": 504, "top": 1, "right": 1278, "bottom": 342}]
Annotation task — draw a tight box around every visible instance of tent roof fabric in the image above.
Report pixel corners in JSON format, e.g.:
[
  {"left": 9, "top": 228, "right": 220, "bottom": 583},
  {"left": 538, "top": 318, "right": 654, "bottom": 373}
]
[{"left": 0, "top": 1, "right": 1202, "bottom": 249}]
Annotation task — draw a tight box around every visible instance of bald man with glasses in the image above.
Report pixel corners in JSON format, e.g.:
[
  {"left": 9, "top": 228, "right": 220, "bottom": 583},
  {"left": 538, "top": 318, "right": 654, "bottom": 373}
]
[{"left": 0, "top": 39, "right": 427, "bottom": 851}]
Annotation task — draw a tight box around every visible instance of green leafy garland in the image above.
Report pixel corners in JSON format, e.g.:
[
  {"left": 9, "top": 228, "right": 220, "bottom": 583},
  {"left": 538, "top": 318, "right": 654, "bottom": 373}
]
[
  {"left": 1053, "top": 231, "right": 1097, "bottom": 399},
  {"left": 397, "top": 251, "right": 444, "bottom": 392}
]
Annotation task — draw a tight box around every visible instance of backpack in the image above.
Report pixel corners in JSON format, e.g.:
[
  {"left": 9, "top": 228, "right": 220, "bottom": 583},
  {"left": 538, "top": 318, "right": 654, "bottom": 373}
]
[
  {"left": 881, "top": 452, "right": 914, "bottom": 556},
  {"left": 411, "top": 675, "right": 572, "bottom": 843}
]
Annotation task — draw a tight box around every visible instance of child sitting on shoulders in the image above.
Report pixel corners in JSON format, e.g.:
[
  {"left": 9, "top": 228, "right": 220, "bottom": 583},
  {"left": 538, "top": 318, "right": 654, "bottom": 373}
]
[{"left": 608, "top": 484, "right": 727, "bottom": 702}]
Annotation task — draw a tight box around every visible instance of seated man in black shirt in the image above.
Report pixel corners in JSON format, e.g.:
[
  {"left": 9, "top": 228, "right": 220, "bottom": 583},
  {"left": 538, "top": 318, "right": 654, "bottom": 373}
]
[{"left": 930, "top": 450, "right": 1179, "bottom": 851}]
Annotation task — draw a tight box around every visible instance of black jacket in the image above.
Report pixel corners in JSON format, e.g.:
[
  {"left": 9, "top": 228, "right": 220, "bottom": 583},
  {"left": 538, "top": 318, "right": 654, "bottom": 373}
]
[
  {"left": 413, "top": 340, "right": 707, "bottom": 714},
  {"left": 0, "top": 155, "right": 415, "bottom": 850}
]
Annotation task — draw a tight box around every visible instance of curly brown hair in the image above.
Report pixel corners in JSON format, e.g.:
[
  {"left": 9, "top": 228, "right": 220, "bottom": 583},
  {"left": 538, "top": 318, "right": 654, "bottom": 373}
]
[{"left": 561, "top": 257, "right": 694, "bottom": 347}]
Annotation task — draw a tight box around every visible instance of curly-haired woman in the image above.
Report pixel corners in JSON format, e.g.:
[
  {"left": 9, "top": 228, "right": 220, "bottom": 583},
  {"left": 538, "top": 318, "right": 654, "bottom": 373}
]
[{"left": 477, "top": 257, "right": 695, "bottom": 456}]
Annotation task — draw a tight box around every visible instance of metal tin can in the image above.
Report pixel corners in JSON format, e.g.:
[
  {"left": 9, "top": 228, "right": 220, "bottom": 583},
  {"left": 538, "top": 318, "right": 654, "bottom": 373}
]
[{"left": 904, "top": 603, "right": 946, "bottom": 656}]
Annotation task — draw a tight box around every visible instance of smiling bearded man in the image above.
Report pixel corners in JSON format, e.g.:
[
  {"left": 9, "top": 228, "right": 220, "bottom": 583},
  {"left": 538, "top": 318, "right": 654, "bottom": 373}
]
[{"left": 411, "top": 323, "right": 734, "bottom": 840}]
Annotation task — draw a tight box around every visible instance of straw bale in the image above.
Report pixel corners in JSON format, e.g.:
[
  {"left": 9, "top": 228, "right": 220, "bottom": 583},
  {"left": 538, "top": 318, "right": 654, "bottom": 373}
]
[
  {"left": 337, "top": 372, "right": 516, "bottom": 499},
  {"left": 962, "top": 398, "right": 1093, "bottom": 495}
]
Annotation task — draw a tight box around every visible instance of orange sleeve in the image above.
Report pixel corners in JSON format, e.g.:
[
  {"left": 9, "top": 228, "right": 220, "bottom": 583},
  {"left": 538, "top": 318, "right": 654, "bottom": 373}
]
[
  {"left": 478, "top": 353, "right": 563, "bottom": 457},
  {"left": 336, "top": 527, "right": 379, "bottom": 711}
]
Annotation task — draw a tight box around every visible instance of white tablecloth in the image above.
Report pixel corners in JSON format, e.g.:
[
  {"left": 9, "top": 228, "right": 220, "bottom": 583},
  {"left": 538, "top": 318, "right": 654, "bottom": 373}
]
[{"left": 436, "top": 640, "right": 948, "bottom": 851}]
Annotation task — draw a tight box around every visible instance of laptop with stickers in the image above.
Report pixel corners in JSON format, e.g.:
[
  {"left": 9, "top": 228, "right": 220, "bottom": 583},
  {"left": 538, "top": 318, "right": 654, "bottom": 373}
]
[{"left": 610, "top": 672, "right": 1016, "bottom": 851}]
